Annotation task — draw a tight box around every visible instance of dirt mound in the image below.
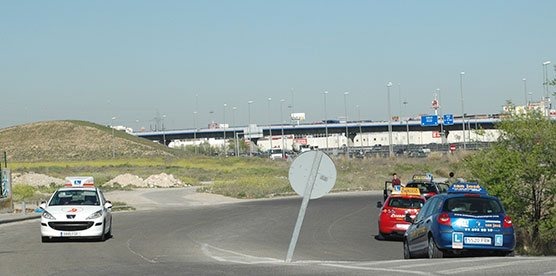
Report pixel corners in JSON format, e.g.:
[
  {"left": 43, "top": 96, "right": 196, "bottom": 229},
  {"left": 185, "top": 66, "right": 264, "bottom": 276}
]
[
  {"left": 0, "top": 120, "right": 182, "bottom": 161},
  {"left": 144, "top": 173, "right": 184, "bottom": 188},
  {"left": 105, "top": 174, "right": 146, "bottom": 187},
  {"left": 13, "top": 172, "right": 64, "bottom": 187}
]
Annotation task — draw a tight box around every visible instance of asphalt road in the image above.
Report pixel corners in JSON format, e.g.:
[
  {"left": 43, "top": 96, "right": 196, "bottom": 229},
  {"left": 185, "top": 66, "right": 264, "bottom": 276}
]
[{"left": 1, "top": 190, "right": 556, "bottom": 276}]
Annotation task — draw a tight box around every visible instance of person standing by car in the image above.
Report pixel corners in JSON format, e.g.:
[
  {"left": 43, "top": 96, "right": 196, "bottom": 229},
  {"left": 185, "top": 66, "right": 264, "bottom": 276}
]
[{"left": 392, "top": 173, "right": 402, "bottom": 188}]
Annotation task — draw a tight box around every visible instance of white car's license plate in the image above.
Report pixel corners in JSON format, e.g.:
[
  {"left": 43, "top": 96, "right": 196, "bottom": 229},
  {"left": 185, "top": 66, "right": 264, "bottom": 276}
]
[
  {"left": 464, "top": 237, "right": 491, "bottom": 245},
  {"left": 60, "top": 232, "right": 80, "bottom": 237},
  {"left": 396, "top": 224, "right": 409, "bottom": 230}
]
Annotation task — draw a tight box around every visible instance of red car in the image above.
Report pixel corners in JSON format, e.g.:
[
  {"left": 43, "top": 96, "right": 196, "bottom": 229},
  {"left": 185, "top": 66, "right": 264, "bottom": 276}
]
[{"left": 377, "top": 187, "right": 426, "bottom": 239}]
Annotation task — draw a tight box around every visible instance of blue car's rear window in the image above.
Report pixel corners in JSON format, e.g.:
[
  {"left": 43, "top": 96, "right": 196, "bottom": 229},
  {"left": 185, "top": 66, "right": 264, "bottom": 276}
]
[{"left": 442, "top": 197, "right": 503, "bottom": 215}]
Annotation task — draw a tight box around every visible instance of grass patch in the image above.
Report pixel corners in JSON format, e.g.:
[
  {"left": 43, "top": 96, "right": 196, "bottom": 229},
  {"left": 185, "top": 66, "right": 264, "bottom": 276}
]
[{"left": 11, "top": 154, "right": 470, "bottom": 199}]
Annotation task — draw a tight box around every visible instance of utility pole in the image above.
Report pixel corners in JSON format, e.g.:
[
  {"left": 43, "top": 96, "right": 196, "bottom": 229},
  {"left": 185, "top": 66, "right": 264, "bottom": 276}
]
[
  {"left": 460, "top": 72, "right": 466, "bottom": 150},
  {"left": 387, "top": 82, "right": 393, "bottom": 157}
]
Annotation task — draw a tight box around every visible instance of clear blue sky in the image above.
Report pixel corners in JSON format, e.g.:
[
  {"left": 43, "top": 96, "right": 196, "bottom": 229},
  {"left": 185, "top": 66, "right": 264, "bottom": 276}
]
[{"left": 1, "top": 0, "right": 555, "bottom": 130}]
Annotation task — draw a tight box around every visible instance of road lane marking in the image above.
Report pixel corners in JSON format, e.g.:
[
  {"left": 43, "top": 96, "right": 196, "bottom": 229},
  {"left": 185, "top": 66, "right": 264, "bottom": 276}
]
[
  {"left": 201, "top": 243, "right": 282, "bottom": 264},
  {"left": 438, "top": 258, "right": 548, "bottom": 275},
  {"left": 126, "top": 238, "right": 157, "bottom": 264},
  {"left": 322, "top": 263, "right": 433, "bottom": 275},
  {"left": 397, "top": 256, "right": 511, "bottom": 269}
]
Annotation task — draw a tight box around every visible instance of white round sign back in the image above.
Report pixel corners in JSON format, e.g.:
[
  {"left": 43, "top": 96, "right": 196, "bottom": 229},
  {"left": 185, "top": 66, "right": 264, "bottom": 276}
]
[{"left": 288, "top": 151, "right": 337, "bottom": 199}]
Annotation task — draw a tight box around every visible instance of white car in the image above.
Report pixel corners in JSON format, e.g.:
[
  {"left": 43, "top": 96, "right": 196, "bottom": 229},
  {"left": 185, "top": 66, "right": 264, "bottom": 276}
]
[
  {"left": 40, "top": 177, "right": 112, "bottom": 242},
  {"left": 269, "top": 149, "right": 283, "bottom": 160}
]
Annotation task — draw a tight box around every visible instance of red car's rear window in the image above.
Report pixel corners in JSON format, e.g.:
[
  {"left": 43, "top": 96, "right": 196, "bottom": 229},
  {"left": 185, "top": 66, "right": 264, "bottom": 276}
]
[{"left": 387, "top": 197, "right": 425, "bottom": 209}]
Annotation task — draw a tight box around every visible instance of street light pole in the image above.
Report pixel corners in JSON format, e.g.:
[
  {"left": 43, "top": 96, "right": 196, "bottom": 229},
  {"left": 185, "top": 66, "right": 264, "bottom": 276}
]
[
  {"left": 324, "top": 91, "right": 329, "bottom": 150},
  {"left": 232, "top": 107, "right": 238, "bottom": 156},
  {"left": 403, "top": 101, "right": 409, "bottom": 146},
  {"left": 357, "top": 105, "right": 362, "bottom": 147},
  {"left": 398, "top": 83, "right": 402, "bottom": 119},
  {"left": 162, "top": 114, "right": 166, "bottom": 146},
  {"left": 343, "top": 92, "right": 350, "bottom": 157},
  {"left": 193, "top": 111, "right": 198, "bottom": 154},
  {"left": 111, "top": 116, "right": 116, "bottom": 159},
  {"left": 523, "top": 78, "right": 528, "bottom": 106},
  {"left": 387, "top": 82, "right": 393, "bottom": 157},
  {"left": 280, "top": 99, "right": 285, "bottom": 158},
  {"left": 460, "top": 72, "right": 466, "bottom": 150},
  {"left": 223, "top": 103, "right": 227, "bottom": 155},
  {"left": 267, "top": 98, "right": 273, "bottom": 152},
  {"left": 437, "top": 88, "right": 444, "bottom": 145},
  {"left": 543, "top": 61, "right": 551, "bottom": 99},
  {"left": 247, "top": 100, "right": 253, "bottom": 156}
]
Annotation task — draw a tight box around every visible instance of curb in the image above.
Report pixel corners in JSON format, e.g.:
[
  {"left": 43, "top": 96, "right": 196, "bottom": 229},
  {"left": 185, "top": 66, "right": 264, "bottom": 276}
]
[{"left": 0, "top": 214, "right": 41, "bottom": 225}]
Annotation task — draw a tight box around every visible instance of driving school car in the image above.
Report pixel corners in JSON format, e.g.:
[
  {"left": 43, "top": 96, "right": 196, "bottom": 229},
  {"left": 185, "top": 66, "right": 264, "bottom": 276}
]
[
  {"left": 377, "top": 186, "right": 426, "bottom": 239},
  {"left": 403, "top": 183, "right": 515, "bottom": 258},
  {"left": 40, "top": 176, "right": 112, "bottom": 242},
  {"left": 405, "top": 174, "right": 449, "bottom": 199}
]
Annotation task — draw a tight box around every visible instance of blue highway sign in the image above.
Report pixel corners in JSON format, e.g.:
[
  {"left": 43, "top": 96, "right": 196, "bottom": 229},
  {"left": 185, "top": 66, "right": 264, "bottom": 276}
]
[
  {"left": 421, "top": 115, "right": 438, "bottom": 126},
  {"left": 443, "top": 114, "right": 454, "bottom": 125}
]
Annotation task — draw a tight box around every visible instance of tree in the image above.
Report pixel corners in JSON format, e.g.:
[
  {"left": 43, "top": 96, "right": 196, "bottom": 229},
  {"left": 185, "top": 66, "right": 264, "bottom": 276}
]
[{"left": 464, "top": 111, "right": 556, "bottom": 254}]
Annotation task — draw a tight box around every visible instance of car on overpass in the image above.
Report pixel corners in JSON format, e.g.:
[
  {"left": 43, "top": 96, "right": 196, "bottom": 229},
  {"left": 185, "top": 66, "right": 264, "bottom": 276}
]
[{"left": 403, "top": 183, "right": 515, "bottom": 258}]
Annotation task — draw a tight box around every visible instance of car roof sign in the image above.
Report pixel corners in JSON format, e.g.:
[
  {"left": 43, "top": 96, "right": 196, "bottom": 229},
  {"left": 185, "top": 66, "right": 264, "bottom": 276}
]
[
  {"left": 412, "top": 174, "right": 433, "bottom": 182},
  {"left": 447, "top": 182, "right": 488, "bottom": 195},
  {"left": 391, "top": 187, "right": 421, "bottom": 196},
  {"left": 65, "top": 176, "right": 94, "bottom": 187}
]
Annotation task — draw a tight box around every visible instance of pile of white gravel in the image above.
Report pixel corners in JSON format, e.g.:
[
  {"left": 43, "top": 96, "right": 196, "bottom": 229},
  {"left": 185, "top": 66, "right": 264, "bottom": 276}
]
[
  {"left": 144, "top": 173, "right": 183, "bottom": 188},
  {"left": 13, "top": 172, "right": 186, "bottom": 189},
  {"left": 13, "top": 172, "right": 65, "bottom": 187}
]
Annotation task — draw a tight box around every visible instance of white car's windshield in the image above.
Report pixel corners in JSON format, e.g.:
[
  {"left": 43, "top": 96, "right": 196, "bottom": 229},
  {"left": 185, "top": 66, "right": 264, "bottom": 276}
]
[{"left": 49, "top": 190, "right": 100, "bottom": 206}]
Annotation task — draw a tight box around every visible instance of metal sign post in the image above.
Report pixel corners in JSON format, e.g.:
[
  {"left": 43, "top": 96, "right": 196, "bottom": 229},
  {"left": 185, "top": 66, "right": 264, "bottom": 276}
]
[{"left": 285, "top": 151, "right": 337, "bottom": 262}]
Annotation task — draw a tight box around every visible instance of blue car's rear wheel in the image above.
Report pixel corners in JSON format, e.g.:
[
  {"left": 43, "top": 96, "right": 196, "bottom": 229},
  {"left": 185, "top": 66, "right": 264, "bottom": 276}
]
[
  {"left": 428, "top": 236, "right": 443, "bottom": 258},
  {"left": 403, "top": 240, "right": 413, "bottom": 259}
]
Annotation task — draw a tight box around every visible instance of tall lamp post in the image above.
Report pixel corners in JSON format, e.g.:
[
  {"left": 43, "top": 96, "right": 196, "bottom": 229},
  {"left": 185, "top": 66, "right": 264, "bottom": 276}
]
[
  {"left": 193, "top": 111, "right": 198, "bottom": 154},
  {"left": 357, "top": 105, "right": 362, "bottom": 147},
  {"left": 267, "top": 98, "right": 273, "bottom": 152},
  {"left": 343, "top": 92, "right": 350, "bottom": 157},
  {"left": 403, "top": 101, "right": 409, "bottom": 146},
  {"left": 223, "top": 104, "right": 227, "bottom": 155},
  {"left": 323, "top": 91, "right": 329, "bottom": 150},
  {"left": 111, "top": 116, "right": 116, "bottom": 159},
  {"left": 522, "top": 78, "right": 528, "bottom": 106},
  {"left": 398, "top": 83, "right": 402, "bottom": 119},
  {"left": 437, "top": 88, "right": 444, "bottom": 145},
  {"left": 232, "top": 107, "right": 238, "bottom": 156},
  {"left": 387, "top": 82, "right": 393, "bottom": 157},
  {"left": 543, "top": 61, "right": 552, "bottom": 100},
  {"left": 460, "top": 72, "right": 466, "bottom": 150},
  {"left": 247, "top": 100, "right": 253, "bottom": 156},
  {"left": 162, "top": 114, "right": 167, "bottom": 146},
  {"left": 280, "top": 99, "right": 285, "bottom": 158}
]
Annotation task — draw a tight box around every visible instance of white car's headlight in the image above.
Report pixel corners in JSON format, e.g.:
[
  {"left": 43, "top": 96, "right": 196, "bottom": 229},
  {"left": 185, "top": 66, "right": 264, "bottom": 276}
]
[
  {"left": 86, "top": 210, "right": 103, "bottom": 220},
  {"left": 42, "top": 211, "right": 56, "bottom": 220}
]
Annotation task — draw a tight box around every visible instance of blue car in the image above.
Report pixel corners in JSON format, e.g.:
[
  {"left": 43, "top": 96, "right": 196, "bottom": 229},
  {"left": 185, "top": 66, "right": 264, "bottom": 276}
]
[{"left": 403, "top": 183, "right": 515, "bottom": 258}]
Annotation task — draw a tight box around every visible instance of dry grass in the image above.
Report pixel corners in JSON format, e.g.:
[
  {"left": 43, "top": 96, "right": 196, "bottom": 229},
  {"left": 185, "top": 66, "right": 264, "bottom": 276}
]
[
  {"left": 11, "top": 154, "right": 470, "bottom": 198},
  {"left": 0, "top": 120, "right": 183, "bottom": 162}
]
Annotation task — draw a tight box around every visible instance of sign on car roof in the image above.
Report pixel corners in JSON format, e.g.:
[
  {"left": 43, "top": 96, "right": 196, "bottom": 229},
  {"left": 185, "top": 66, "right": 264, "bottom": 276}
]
[
  {"left": 392, "top": 186, "right": 421, "bottom": 196},
  {"left": 447, "top": 182, "right": 488, "bottom": 194},
  {"left": 412, "top": 174, "right": 433, "bottom": 182},
  {"left": 65, "top": 176, "right": 94, "bottom": 187}
]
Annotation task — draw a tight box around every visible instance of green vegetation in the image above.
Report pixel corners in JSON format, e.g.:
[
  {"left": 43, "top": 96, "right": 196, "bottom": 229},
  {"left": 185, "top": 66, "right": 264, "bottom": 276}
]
[
  {"left": 465, "top": 112, "right": 556, "bottom": 255},
  {"left": 12, "top": 154, "right": 469, "bottom": 198}
]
